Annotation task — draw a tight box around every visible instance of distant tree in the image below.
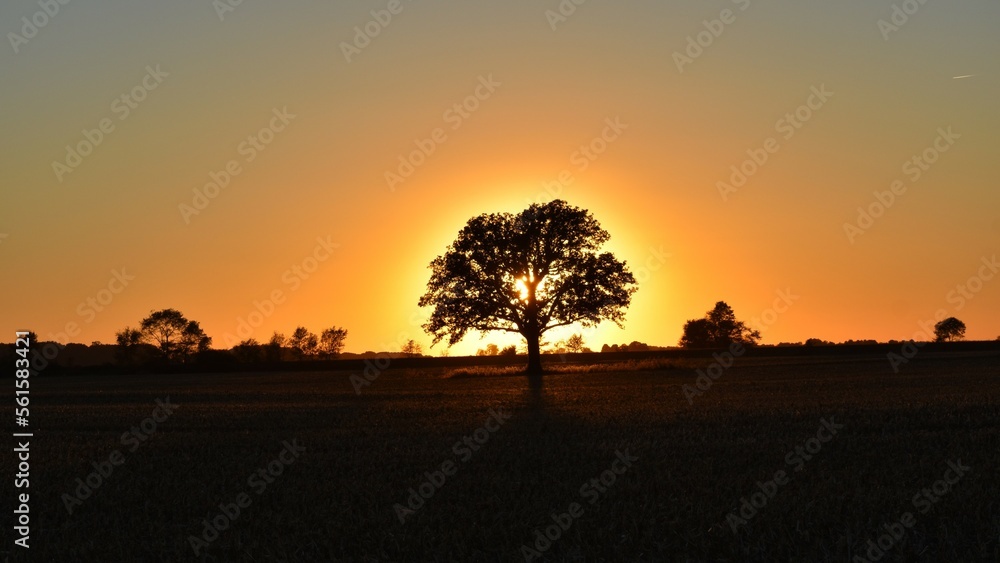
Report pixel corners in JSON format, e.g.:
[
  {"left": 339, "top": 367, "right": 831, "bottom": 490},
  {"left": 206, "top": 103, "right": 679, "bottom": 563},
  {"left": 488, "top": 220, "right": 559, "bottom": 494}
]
[
  {"left": 181, "top": 321, "right": 212, "bottom": 357},
  {"left": 476, "top": 343, "right": 500, "bottom": 357},
  {"left": 266, "top": 331, "right": 286, "bottom": 362},
  {"left": 319, "top": 327, "right": 348, "bottom": 358},
  {"left": 232, "top": 339, "right": 263, "bottom": 363},
  {"left": 600, "top": 344, "right": 611, "bottom": 353},
  {"left": 139, "top": 309, "right": 210, "bottom": 362},
  {"left": 289, "top": 327, "right": 318, "bottom": 359},
  {"left": 934, "top": 317, "right": 966, "bottom": 342},
  {"left": 401, "top": 339, "right": 423, "bottom": 355},
  {"left": 499, "top": 345, "right": 517, "bottom": 357},
  {"left": 115, "top": 327, "right": 143, "bottom": 365},
  {"left": 565, "top": 333, "right": 585, "bottom": 353},
  {"left": 679, "top": 302, "right": 761, "bottom": 348},
  {"left": 804, "top": 338, "right": 832, "bottom": 346},
  {"left": 419, "top": 200, "right": 636, "bottom": 378}
]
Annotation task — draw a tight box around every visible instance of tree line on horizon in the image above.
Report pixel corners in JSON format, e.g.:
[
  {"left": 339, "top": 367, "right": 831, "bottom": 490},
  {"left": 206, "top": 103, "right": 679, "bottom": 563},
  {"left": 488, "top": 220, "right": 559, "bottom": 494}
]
[
  {"left": 7, "top": 301, "right": 977, "bottom": 372},
  {"left": 6, "top": 201, "right": 986, "bottom": 374},
  {"left": 108, "top": 308, "right": 350, "bottom": 366}
]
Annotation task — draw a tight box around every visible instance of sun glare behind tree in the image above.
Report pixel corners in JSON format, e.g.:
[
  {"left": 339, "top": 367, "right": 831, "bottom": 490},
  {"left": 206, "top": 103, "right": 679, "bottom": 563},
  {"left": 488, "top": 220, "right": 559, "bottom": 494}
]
[{"left": 418, "top": 200, "right": 637, "bottom": 381}]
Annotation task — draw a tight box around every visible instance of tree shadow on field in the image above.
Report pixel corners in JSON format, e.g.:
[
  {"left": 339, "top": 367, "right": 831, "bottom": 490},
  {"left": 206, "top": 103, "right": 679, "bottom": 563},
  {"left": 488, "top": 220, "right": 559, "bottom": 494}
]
[
  {"left": 526, "top": 371, "right": 545, "bottom": 412},
  {"left": 438, "top": 371, "right": 645, "bottom": 559}
]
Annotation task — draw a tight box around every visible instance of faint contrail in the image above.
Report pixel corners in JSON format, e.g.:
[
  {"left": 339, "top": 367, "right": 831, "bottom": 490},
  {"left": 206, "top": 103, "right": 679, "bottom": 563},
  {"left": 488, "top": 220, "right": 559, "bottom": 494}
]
[{"left": 952, "top": 75, "right": 975, "bottom": 79}]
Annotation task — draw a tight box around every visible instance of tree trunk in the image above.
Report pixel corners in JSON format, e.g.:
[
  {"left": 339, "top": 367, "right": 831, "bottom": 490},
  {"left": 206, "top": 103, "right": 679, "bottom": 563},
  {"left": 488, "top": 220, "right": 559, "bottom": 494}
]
[
  {"left": 524, "top": 275, "right": 543, "bottom": 385},
  {"left": 526, "top": 330, "right": 543, "bottom": 377}
]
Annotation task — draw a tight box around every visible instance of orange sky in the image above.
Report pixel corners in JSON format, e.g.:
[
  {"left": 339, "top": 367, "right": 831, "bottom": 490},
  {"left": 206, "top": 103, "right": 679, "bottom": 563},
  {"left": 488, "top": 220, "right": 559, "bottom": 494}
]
[{"left": 2, "top": 1, "right": 999, "bottom": 355}]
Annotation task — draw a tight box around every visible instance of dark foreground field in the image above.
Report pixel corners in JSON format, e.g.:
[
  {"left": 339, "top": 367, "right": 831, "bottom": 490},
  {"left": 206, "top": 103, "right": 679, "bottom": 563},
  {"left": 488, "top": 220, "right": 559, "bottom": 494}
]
[{"left": 3, "top": 351, "right": 999, "bottom": 562}]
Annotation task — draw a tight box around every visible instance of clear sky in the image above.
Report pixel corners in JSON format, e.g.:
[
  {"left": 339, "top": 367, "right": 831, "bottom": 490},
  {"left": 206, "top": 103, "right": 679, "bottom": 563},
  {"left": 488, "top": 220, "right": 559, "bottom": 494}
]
[{"left": 2, "top": 0, "right": 998, "bottom": 355}]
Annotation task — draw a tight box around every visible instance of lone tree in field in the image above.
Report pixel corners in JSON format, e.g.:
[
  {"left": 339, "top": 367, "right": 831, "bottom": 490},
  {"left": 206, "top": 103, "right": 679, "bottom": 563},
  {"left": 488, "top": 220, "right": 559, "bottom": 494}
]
[
  {"left": 139, "top": 308, "right": 211, "bottom": 362},
  {"left": 401, "top": 339, "right": 423, "bottom": 355},
  {"left": 934, "top": 317, "right": 966, "bottom": 342},
  {"left": 419, "top": 200, "right": 636, "bottom": 377},
  {"left": 679, "top": 301, "right": 761, "bottom": 348},
  {"left": 564, "top": 333, "right": 586, "bottom": 353}
]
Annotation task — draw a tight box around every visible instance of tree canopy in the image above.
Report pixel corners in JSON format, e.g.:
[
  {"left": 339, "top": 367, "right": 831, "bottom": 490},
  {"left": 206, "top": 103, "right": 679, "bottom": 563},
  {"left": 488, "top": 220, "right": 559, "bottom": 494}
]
[
  {"left": 139, "top": 308, "right": 211, "bottom": 362},
  {"left": 679, "top": 301, "right": 761, "bottom": 348},
  {"left": 934, "top": 317, "right": 966, "bottom": 342},
  {"left": 419, "top": 200, "right": 636, "bottom": 375}
]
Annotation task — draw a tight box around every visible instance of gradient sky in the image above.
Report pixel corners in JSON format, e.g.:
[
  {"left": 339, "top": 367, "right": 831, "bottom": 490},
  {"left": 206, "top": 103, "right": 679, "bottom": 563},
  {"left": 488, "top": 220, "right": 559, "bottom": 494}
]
[{"left": 2, "top": 0, "right": 998, "bottom": 355}]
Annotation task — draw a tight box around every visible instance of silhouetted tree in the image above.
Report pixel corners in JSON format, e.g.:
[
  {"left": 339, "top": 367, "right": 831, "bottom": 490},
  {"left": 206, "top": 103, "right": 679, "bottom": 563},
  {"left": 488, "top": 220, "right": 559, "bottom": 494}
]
[
  {"left": 565, "top": 333, "right": 585, "bottom": 353},
  {"left": 499, "top": 345, "right": 518, "bottom": 357},
  {"left": 401, "top": 339, "right": 423, "bottom": 355},
  {"left": 115, "top": 326, "right": 143, "bottom": 365},
  {"left": 476, "top": 343, "right": 500, "bottom": 356},
  {"left": 289, "top": 327, "right": 318, "bottom": 359},
  {"left": 266, "top": 331, "right": 286, "bottom": 361},
  {"left": 319, "top": 327, "right": 348, "bottom": 359},
  {"left": 679, "top": 301, "right": 760, "bottom": 348},
  {"left": 181, "top": 320, "right": 212, "bottom": 359},
  {"left": 232, "top": 339, "right": 263, "bottom": 363},
  {"left": 419, "top": 200, "right": 636, "bottom": 378},
  {"left": 934, "top": 317, "right": 966, "bottom": 342},
  {"left": 139, "top": 309, "right": 210, "bottom": 362}
]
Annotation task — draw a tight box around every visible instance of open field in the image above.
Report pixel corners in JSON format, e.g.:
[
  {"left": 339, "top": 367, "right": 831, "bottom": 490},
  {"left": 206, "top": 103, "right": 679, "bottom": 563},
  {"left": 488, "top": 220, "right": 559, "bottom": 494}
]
[{"left": 3, "top": 350, "right": 999, "bottom": 562}]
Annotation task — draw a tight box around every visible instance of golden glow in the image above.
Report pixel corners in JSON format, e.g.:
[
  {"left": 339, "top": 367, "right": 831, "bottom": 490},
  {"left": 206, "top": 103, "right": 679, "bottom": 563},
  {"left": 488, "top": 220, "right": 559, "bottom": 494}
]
[
  {"left": 2, "top": 3, "right": 997, "bottom": 355},
  {"left": 515, "top": 277, "right": 529, "bottom": 302}
]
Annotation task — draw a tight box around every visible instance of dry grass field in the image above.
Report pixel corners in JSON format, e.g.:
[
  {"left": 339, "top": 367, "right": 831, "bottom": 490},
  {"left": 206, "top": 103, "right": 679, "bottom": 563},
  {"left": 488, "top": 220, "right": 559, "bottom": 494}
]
[{"left": 3, "top": 350, "right": 999, "bottom": 562}]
